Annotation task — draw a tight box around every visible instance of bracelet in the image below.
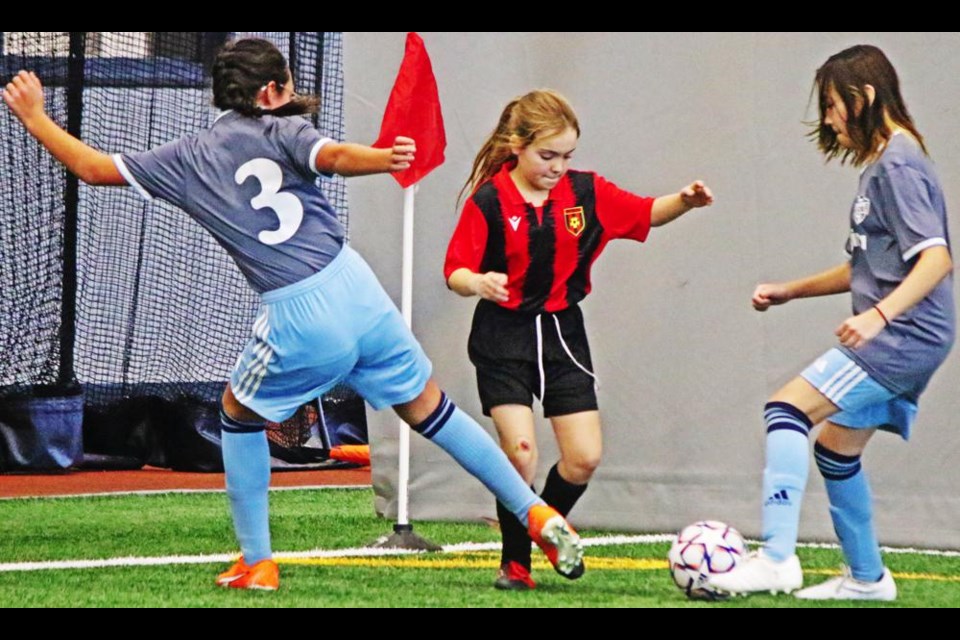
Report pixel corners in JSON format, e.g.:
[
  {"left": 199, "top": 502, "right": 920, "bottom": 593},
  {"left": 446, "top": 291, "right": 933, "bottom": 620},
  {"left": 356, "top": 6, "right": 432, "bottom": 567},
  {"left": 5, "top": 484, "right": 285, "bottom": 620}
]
[{"left": 874, "top": 305, "right": 890, "bottom": 327}]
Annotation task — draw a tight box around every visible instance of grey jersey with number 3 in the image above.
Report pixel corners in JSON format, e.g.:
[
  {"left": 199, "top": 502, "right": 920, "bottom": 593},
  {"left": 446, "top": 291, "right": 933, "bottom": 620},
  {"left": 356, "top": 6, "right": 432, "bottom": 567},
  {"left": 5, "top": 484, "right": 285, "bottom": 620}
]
[
  {"left": 841, "top": 133, "right": 954, "bottom": 399},
  {"left": 114, "top": 111, "right": 345, "bottom": 293}
]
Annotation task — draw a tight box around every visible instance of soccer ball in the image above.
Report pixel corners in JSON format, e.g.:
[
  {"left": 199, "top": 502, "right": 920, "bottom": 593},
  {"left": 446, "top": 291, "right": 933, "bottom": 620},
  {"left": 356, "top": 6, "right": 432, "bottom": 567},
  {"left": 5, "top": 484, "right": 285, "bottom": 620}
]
[{"left": 668, "top": 520, "right": 746, "bottom": 600}]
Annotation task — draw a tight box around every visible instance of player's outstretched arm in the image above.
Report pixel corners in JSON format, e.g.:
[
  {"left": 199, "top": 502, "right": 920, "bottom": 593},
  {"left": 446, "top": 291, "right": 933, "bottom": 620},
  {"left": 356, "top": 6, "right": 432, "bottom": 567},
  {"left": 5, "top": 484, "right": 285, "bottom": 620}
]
[
  {"left": 650, "top": 180, "right": 714, "bottom": 227},
  {"left": 316, "top": 135, "right": 416, "bottom": 177},
  {"left": 3, "top": 71, "right": 125, "bottom": 186},
  {"left": 753, "top": 262, "right": 851, "bottom": 311}
]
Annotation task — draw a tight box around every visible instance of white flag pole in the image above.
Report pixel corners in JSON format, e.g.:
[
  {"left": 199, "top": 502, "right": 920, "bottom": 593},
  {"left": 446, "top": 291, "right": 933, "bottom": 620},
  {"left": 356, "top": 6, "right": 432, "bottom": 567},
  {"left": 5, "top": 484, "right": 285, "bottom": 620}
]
[
  {"left": 396, "top": 184, "right": 416, "bottom": 527},
  {"left": 373, "top": 182, "right": 439, "bottom": 551},
  {"left": 370, "top": 31, "right": 442, "bottom": 552}
]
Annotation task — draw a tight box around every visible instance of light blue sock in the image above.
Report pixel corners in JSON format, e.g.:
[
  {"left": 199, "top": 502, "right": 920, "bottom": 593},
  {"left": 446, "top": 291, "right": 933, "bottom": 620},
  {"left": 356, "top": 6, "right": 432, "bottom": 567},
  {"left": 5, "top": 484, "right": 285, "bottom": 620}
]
[
  {"left": 413, "top": 392, "right": 542, "bottom": 527},
  {"left": 761, "top": 401, "right": 812, "bottom": 562},
  {"left": 814, "top": 442, "right": 883, "bottom": 582},
  {"left": 221, "top": 411, "right": 272, "bottom": 565}
]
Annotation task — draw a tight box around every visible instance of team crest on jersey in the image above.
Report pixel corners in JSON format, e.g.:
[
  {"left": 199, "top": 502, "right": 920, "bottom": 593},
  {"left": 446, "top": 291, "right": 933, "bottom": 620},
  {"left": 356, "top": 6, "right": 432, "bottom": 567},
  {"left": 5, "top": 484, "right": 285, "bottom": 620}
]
[
  {"left": 563, "top": 207, "right": 586, "bottom": 237},
  {"left": 853, "top": 196, "right": 871, "bottom": 225}
]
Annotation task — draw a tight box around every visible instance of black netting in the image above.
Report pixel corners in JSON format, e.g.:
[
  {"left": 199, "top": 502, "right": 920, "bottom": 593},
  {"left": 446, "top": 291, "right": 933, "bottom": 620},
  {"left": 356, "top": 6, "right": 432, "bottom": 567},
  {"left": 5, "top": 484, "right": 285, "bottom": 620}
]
[
  {"left": 0, "top": 33, "right": 71, "bottom": 395},
  {"left": 1, "top": 33, "right": 360, "bottom": 469}
]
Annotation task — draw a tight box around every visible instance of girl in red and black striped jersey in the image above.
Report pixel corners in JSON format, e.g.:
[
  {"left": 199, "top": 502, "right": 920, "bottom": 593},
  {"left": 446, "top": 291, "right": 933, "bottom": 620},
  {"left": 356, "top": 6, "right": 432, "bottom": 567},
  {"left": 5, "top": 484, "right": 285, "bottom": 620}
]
[{"left": 444, "top": 89, "right": 714, "bottom": 590}]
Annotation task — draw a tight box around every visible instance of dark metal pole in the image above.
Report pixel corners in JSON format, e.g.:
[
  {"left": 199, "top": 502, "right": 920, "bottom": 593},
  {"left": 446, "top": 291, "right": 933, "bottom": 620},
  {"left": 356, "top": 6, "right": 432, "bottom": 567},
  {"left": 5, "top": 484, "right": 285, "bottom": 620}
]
[
  {"left": 288, "top": 32, "right": 298, "bottom": 94},
  {"left": 58, "top": 32, "right": 86, "bottom": 388},
  {"left": 313, "top": 32, "right": 325, "bottom": 129}
]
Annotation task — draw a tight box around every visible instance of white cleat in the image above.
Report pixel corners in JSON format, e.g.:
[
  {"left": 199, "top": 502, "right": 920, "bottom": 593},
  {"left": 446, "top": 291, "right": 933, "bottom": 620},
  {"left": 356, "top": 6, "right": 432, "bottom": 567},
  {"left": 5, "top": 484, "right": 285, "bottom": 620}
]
[
  {"left": 708, "top": 550, "right": 803, "bottom": 596},
  {"left": 795, "top": 566, "right": 896, "bottom": 601}
]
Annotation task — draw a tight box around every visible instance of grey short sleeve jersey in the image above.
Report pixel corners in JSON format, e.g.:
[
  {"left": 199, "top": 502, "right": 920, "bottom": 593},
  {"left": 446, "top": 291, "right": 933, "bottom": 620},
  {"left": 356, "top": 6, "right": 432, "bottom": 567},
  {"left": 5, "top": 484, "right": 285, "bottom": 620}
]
[
  {"left": 114, "top": 111, "right": 345, "bottom": 294},
  {"left": 841, "top": 133, "right": 955, "bottom": 398}
]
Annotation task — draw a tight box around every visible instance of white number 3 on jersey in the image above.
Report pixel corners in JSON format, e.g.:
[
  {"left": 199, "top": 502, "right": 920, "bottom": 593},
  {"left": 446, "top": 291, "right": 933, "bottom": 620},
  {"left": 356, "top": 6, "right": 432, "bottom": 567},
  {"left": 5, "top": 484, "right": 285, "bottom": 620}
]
[{"left": 235, "top": 158, "right": 304, "bottom": 245}]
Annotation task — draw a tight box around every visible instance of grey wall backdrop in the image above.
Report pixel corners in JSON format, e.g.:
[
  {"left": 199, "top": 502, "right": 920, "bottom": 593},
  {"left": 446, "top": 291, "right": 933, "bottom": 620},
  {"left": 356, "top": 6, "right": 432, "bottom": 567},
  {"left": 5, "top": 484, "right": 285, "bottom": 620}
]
[{"left": 343, "top": 33, "right": 960, "bottom": 548}]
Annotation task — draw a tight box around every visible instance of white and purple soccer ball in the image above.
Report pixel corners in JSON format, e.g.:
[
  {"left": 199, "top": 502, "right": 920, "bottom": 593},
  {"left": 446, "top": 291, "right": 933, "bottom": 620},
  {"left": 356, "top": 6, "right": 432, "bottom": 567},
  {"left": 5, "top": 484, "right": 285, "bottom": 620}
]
[{"left": 668, "top": 520, "right": 746, "bottom": 600}]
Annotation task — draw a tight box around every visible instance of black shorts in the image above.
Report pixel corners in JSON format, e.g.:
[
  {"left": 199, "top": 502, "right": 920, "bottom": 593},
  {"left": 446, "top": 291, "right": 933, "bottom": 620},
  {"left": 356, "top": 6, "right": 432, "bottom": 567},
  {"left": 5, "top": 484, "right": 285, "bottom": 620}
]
[{"left": 468, "top": 300, "right": 598, "bottom": 418}]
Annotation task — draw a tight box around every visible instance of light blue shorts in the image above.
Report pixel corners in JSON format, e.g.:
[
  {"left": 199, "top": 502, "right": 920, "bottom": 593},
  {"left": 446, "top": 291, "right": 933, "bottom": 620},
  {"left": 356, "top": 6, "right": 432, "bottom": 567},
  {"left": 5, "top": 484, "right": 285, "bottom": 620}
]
[
  {"left": 230, "top": 245, "right": 432, "bottom": 422},
  {"left": 800, "top": 348, "right": 917, "bottom": 440}
]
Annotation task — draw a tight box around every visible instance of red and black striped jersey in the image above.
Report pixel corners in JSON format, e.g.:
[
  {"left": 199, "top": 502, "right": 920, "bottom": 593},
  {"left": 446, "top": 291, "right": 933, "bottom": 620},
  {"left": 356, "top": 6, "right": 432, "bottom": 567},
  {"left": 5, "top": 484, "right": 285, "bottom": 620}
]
[{"left": 445, "top": 163, "right": 654, "bottom": 314}]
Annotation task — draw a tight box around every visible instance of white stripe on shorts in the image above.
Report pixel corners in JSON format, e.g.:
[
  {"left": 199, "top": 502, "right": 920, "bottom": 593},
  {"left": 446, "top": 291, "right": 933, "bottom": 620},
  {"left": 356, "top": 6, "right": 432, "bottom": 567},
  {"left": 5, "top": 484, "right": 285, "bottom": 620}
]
[
  {"left": 831, "top": 370, "right": 869, "bottom": 403},
  {"left": 823, "top": 366, "right": 860, "bottom": 401},
  {"left": 236, "top": 345, "right": 273, "bottom": 402},
  {"left": 235, "top": 361, "right": 271, "bottom": 405},
  {"left": 235, "top": 311, "right": 274, "bottom": 403},
  {"left": 820, "top": 361, "right": 856, "bottom": 397},
  {"left": 239, "top": 362, "right": 270, "bottom": 403},
  {"left": 252, "top": 311, "right": 269, "bottom": 339},
  {"left": 820, "top": 360, "right": 868, "bottom": 404},
  {"left": 236, "top": 348, "right": 270, "bottom": 391}
]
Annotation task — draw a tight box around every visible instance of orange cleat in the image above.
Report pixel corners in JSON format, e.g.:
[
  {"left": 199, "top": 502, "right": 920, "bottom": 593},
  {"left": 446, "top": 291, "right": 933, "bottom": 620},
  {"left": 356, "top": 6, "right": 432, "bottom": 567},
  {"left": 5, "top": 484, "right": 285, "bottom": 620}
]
[
  {"left": 527, "top": 504, "right": 585, "bottom": 580},
  {"left": 215, "top": 557, "right": 279, "bottom": 591}
]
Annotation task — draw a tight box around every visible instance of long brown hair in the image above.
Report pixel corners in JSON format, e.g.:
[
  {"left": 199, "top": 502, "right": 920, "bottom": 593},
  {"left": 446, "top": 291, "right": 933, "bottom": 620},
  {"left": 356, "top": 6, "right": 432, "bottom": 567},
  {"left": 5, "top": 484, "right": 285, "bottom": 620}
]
[
  {"left": 212, "top": 38, "right": 320, "bottom": 118},
  {"left": 459, "top": 89, "right": 580, "bottom": 205},
  {"left": 812, "top": 44, "right": 925, "bottom": 166}
]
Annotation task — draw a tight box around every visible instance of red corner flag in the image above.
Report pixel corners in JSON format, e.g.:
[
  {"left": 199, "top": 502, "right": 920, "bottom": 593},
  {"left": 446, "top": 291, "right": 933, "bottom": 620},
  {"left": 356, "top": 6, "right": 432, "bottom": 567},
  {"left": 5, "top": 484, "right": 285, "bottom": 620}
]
[{"left": 374, "top": 32, "right": 446, "bottom": 188}]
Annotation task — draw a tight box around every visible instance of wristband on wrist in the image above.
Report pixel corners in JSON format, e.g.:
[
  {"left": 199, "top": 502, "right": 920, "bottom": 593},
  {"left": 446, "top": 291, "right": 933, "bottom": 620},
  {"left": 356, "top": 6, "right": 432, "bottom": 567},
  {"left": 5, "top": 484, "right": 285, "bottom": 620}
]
[{"left": 874, "top": 305, "right": 890, "bottom": 327}]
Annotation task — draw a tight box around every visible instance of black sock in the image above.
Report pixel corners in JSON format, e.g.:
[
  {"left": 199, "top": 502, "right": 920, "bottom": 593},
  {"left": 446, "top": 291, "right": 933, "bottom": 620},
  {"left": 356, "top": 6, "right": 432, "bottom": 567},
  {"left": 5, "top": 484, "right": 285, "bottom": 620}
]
[
  {"left": 540, "top": 463, "right": 587, "bottom": 516},
  {"left": 496, "top": 497, "right": 533, "bottom": 570},
  {"left": 497, "top": 465, "right": 588, "bottom": 571}
]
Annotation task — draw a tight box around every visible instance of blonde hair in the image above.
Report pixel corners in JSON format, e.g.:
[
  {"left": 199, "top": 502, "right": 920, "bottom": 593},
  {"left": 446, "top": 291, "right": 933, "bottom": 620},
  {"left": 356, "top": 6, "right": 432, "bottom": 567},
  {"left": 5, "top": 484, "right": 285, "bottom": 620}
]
[{"left": 459, "top": 89, "right": 580, "bottom": 205}]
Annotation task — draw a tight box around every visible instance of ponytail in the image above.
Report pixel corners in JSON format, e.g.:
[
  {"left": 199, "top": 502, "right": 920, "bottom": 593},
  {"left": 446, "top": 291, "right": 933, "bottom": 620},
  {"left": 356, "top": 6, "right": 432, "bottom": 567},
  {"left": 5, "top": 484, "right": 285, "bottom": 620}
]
[
  {"left": 458, "top": 90, "right": 580, "bottom": 208},
  {"left": 212, "top": 38, "right": 320, "bottom": 118}
]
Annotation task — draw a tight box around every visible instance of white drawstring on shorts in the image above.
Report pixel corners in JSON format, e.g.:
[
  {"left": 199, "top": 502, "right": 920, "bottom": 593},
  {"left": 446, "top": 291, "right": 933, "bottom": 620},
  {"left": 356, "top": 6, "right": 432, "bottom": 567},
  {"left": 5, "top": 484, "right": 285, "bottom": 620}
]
[{"left": 534, "top": 313, "right": 598, "bottom": 404}]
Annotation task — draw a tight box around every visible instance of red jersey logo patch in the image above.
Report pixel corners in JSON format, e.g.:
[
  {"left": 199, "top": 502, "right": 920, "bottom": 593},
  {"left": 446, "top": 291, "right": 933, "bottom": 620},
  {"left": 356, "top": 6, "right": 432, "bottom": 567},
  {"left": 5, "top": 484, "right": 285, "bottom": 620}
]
[{"left": 563, "top": 207, "right": 586, "bottom": 237}]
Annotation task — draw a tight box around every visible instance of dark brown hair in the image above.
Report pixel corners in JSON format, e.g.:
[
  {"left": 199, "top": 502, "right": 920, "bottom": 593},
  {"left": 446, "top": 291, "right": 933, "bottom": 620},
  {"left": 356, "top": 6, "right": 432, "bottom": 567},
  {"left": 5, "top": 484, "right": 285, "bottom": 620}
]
[
  {"left": 812, "top": 44, "right": 925, "bottom": 166},
  {"left": 212, "top": 38, "right": 319, "bottom": 118}
]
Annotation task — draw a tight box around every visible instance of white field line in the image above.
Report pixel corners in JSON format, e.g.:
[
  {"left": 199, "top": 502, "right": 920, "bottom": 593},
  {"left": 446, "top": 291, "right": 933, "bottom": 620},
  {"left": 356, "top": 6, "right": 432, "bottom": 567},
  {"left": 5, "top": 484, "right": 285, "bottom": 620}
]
[
  {"left": 1, "top": 534, "right": 958, "bottom": 573},
  {"left": 0, "top": 485, "right": 369, "bottom": 501}
]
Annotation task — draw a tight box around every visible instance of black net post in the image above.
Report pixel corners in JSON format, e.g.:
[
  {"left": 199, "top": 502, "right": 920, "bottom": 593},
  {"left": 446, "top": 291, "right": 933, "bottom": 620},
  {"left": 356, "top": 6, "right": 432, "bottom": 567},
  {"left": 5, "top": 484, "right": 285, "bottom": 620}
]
[
  {"left": 57, "top": 32, "right": 85, "bottom": 388},
  {"left": 313, "top": 33, "right": 325, "bottom": 131},
  {"left": 287, "top": 33, "right": 298, "bottom": 89}
]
